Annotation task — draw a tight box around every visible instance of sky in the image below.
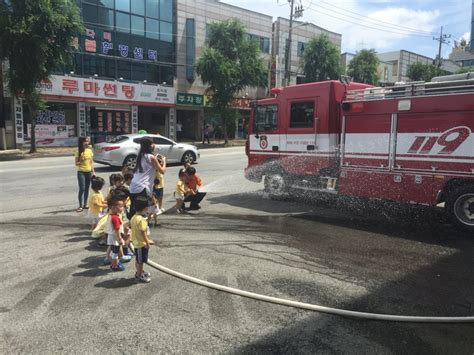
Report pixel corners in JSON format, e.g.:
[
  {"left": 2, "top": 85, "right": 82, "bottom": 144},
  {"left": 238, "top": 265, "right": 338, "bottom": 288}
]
[{"left": 222, "top": 0, "right": 472, "bottom": 59}]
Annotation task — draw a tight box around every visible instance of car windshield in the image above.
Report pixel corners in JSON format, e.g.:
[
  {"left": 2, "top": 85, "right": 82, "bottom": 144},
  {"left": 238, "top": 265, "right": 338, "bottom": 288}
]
[{"left": 109, "top": 135, "right": 129, "bottom": 143}]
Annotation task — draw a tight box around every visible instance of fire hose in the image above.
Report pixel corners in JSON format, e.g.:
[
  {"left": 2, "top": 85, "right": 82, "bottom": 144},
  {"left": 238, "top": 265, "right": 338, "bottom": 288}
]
[{"left": 145, "top": 259, "right": 474, "bottom": 323}]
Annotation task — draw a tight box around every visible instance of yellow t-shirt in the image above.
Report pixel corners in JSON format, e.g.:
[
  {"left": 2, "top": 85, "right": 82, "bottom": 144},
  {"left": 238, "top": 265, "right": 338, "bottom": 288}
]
[
  {"left": 154, "top": 171, "right": 164, "bottom": 189},
  {"left": 131, "top": 214, "right": 148, "bottom": 248},
  {"left": 88, "top": 191, "right": 105, "bottom": 214},
  {"left": 75, "top": 148, "right": 93, "bottom": 172},
  {"left": 176, "top": 180, "right": 187, "bottom": 195}
]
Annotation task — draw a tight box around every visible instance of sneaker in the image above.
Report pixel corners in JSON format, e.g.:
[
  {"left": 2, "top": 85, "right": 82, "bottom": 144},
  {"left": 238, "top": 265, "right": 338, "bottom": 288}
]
[
  {"left": 98, "top": 240, "right": 107, "bottom": 246},
  {"left": 111, "top": 263, "right": 125, "bottom": 271},
  {"left": 135, "top": 271, "right": 151, "bottom": 278},
  {"left": 121, "top": 254, "right": 133, "bottom": 263},
  {"left": 124, "top": 250, "right": 134, "bottom": 257},
  {"left": 103, "top": 257, "right": 111, "bottom": 265},
  {"left": 160, "top": 208, "right": 166, "bottom": 213},
  {"left": 189, "top": 205, "right": 201, "bottom": 210},
  {"left": 137, "top": 273, "right": 151, "bottom": 283},
  {"left": 156, "top": 209, "right": 163, "bottom": 215}
]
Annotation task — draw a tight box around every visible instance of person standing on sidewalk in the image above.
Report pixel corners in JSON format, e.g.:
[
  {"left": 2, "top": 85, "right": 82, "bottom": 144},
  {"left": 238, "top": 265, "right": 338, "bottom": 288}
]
[
  {"left": 176, "top": 121, "right": 183, "bottom": 142},
  {"left": 75, "top": 136, "right": 95, "bottom": 212},
  {"left": 202, "top": 124, "right": 210, "bottom": 144}
]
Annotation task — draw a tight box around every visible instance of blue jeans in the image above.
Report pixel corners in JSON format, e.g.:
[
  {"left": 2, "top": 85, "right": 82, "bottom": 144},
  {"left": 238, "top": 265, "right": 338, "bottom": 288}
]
[{"left": 77, "top": 171, "right": 92, "bottom": 208}]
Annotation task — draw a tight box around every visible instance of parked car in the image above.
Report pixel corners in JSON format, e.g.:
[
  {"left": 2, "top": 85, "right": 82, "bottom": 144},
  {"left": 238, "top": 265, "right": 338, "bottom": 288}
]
[{"left": 93, "top": 134, "right": 199, "bottom": 169}]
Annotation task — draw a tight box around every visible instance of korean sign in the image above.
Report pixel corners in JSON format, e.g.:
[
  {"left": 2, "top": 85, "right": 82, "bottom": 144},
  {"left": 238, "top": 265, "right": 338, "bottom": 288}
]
[
  {"left": 39, "top": 75, "right": 175, "bottom": 105},
  {"left": 177, "top": 92, "right": 204, "bottom": 106}
]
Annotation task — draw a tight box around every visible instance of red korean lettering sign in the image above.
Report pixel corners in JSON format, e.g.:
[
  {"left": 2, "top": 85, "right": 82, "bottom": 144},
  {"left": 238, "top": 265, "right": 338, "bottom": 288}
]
[
  {"left": 62, "top": 79, "right": 78, "bottom": 94},
  {"left": 103, "top": 83, "right": 117, "bottom": 97},
  {"left": 121, "top": 85, "right": 135, "bottom": 99},
  {"left": 84, "top": 81, "right": 100, "bottom": 96}
]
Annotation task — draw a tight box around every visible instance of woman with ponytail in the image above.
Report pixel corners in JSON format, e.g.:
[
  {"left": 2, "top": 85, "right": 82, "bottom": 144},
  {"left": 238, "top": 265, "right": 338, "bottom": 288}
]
[{"left": 128, "top": 137, "right": 160, "bottom": 218}]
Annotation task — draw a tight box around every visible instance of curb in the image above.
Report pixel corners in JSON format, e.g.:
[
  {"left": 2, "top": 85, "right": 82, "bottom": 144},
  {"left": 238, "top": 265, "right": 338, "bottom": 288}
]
[{"left": 0, "top": 142, "right": 246, "bottom": 162}]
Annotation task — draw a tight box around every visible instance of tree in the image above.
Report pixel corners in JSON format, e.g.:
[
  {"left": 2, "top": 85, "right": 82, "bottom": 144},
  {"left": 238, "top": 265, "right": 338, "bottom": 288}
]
[
  {"left": 300, "top": 34, "right": 341, "bottom": 83},
  {"left": 347, "top": 49, "right": 379, "bottom": 85},
  {"left": 406, "top": 62, "right": 444, "bottom": 82},
  {"left": 196, "top": 19, "right": 267, "bottom": 144},
  {"left": 0, "top": 0, "right": 83, "bottom": 153},
  {"left": 457, "top": 67, "right": 473, "bottom": 74}
]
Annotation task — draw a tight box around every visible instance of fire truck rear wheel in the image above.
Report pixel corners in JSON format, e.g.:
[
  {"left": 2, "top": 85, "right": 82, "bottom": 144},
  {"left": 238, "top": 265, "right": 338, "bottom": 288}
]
[
  {"left": 264, "top": 173, "right": 288, "bottom": 198},
  {"left": 446, "top": 185, "right": 474, "bottom": 231}
]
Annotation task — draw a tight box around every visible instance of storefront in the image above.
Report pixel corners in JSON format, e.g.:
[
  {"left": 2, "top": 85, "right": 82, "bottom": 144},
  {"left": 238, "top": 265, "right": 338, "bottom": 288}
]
[
  {"left": 14, "top": 74, "right": 176, "bottom": 147},
  {"left": 176, "top": 92, "right": 204, "bottom": 141},
  {"left": 204, "top": 96, "right": 251, "bottom": 140}
]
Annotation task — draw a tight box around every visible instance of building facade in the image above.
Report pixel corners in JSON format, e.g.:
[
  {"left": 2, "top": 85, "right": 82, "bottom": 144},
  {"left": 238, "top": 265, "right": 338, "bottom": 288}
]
[
  {"left": 272, "top": 18, "right": 342, "bottom": 87},
  {"left": 2, "top": 0, "right": 177, "bottom": 149},
  {"left": 175, "top": 0, "right": 273, "bottom": 141},
  {"left": 341, "top": 52, "right": 394, "bottom": 85}
]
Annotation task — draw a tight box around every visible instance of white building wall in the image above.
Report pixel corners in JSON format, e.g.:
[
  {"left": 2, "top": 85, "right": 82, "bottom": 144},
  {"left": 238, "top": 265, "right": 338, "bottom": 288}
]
[
  {"left": 273, "top": 17, "right": 342, "bottom": 87},
  {"left": 176, "top": 0, "right": 273, "bottom": 99}
]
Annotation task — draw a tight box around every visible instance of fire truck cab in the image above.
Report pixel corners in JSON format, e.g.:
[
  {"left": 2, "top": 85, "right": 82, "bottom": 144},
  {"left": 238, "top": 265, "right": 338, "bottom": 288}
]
[{"left": 245, "top": 78, "right": 474, "bottom": 231}]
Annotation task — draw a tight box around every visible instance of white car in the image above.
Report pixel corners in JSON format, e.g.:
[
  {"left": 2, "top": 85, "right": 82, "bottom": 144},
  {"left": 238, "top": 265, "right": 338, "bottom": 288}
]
[{"left": 93, "top": 134, "right": 200, "bottom": 169}]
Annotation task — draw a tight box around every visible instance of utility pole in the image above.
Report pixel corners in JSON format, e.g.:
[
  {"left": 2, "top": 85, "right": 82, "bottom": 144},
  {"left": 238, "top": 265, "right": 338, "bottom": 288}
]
[
  {"left": 284, "top": 0, "right": 303, "bottom": 87},
  {"left": 433, "top": 26, "right": 451, "bottom": 68}
]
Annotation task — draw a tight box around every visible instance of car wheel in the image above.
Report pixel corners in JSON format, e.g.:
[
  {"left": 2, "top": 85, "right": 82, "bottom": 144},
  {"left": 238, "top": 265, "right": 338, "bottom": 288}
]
[
  {"left": 123, "top": 155, "right": 137, "bottom": 170},
  {"left": 181, "top": 151, "right": 196, "bottom": 164},
  {"left": 446, "top": 184, "right": 474, "bottom": 231}
]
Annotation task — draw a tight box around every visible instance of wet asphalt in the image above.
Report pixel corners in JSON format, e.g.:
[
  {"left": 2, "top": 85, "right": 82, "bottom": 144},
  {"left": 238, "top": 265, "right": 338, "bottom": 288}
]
[{"left": 0, "top": 147, "right": 473, "bottom": 354}]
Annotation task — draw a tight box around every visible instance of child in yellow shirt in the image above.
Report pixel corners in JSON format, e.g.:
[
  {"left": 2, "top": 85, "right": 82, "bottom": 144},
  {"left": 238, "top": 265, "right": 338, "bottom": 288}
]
[
  {"left": 87, "top": 177, "right": 107, "bottom": 230},
  {"left": 174, "top": 168, "right": 195, "bottom": 213},
  {"left": 131, "top": 196, "right": 153, "bottom": 283}
]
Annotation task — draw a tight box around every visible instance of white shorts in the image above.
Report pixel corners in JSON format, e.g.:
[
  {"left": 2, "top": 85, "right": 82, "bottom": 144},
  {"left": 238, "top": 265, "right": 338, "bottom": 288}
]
[{"left": 87, "top": 210, "right": 105, "bottom": 224}]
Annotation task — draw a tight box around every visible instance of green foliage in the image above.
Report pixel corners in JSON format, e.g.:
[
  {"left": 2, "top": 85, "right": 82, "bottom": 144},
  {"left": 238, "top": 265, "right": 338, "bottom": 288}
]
[
  {"left": 0, "top": 0, "right": 83, "bottom": 152},
  {"left": 456, "top": 67, "right": 474, "bottom": 74},
  {"left": 406, "top": 62, "right": 444, "bottom": 82},
  {"left": 347, "top": 49, "right": 379, "bottom": 85},
  {"left": 300, "top": 34, "right": 341, "bottom": 82},
  {"left": 196, "top": 19, "right": 267, "bottom": 143}
]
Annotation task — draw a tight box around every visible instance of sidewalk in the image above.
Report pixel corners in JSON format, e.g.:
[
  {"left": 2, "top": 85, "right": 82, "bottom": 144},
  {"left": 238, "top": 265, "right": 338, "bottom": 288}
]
[{"left": 0, "top": 139, "right": 246, "bottom": 161}]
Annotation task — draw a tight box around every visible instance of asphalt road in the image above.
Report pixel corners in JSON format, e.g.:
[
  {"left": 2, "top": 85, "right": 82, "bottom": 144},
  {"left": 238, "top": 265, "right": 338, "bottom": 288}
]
[{"left": 0, "top": 147, "right": 473, "bottom": 354}]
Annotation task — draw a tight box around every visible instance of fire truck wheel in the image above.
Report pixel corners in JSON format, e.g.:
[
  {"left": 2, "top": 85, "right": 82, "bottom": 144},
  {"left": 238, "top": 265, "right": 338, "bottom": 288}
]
[
  {"left": 446, "top": 185, "right": 474, "bottom": 231},
  {"left": 264, "top": 173, "right": 288, "bottom": 198}
]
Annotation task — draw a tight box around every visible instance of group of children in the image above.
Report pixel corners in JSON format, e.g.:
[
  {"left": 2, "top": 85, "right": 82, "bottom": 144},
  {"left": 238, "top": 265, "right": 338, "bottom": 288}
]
[{"left": 82, "top": 159, "right": 206, "bottom": 283}]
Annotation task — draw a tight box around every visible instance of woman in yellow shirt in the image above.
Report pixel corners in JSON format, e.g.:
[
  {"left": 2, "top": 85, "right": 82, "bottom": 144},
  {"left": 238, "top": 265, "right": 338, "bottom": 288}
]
[{"left": 75, "top": 136, "right": 95, "bottom": 212}]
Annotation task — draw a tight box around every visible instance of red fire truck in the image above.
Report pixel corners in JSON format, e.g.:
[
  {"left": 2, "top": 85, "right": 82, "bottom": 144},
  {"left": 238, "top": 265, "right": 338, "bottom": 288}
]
[{"left": 245, "top": 77, "right": 474, "bottom": 231}]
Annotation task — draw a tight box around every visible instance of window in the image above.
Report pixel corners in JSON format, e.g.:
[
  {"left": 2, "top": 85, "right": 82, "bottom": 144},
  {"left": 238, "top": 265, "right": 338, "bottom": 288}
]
[
  {"left": 116, "top": 12, "right": 130, "bottom": 33},
  {"left": 131, "top": 0, "right": 145, "bottom": 15},
  {"left": 247, "top": 34, "right": 269, "bottom": 53},
  {"left": 84, "top": 0, "right": 114, "bottom": 7},
  {"left": 159, "top": 0, "right": 173, "bottom": 22},
  {"left": 83, "top": 54, "right": 97, "bottom": 76},
  {"left": 254, "top": 105, "right": 278, "bottom": 132},
  {"left": 160, "top": 21, "right": 173, "bottom": 42},
  {"left": 117, "top": 60, "right": 131, "bottom": 80},
  {"left": 82, "top": 4, "right": 98, "bottom": 24},
  {"left": 297, "top": 42, "right": 306, "bottom": 57},
  {"left": 98, "top": 7, "right": 114, "bottom": 29},
  {"left": 146, "top": 0, "right": 159, "bottom": 18},
  {"left": 152, "top": 137, "right": 172, "bottom": 145},
  {"left": 131, "top": 62, "right": 146, "bottom": 81},
  {"left": 290, "top": 102, "right": 314, "bottom": 128},
  {"left": 146, "top": 18, "right": 159, "bottom": 39},
  {"left": 115, "top": 0, "right": 130, "bottom": 12},
  {"left": 185, "top": 18, "right": 195, "bottom": 80},
  {"left": 131, "top": 15, "right": 144, "bottom": 36},
  {"left": 96, "top": 57, "right": 116, "bottom": 78}
]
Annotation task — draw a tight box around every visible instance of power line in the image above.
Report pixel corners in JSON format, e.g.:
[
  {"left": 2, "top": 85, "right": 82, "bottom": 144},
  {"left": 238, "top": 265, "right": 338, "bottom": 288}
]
[
  {"left": 314, "top": 0, "right": 438, "bottom": 35},
  {"left": 305, "top": 6, "right": 434, "bottom": 38}
]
